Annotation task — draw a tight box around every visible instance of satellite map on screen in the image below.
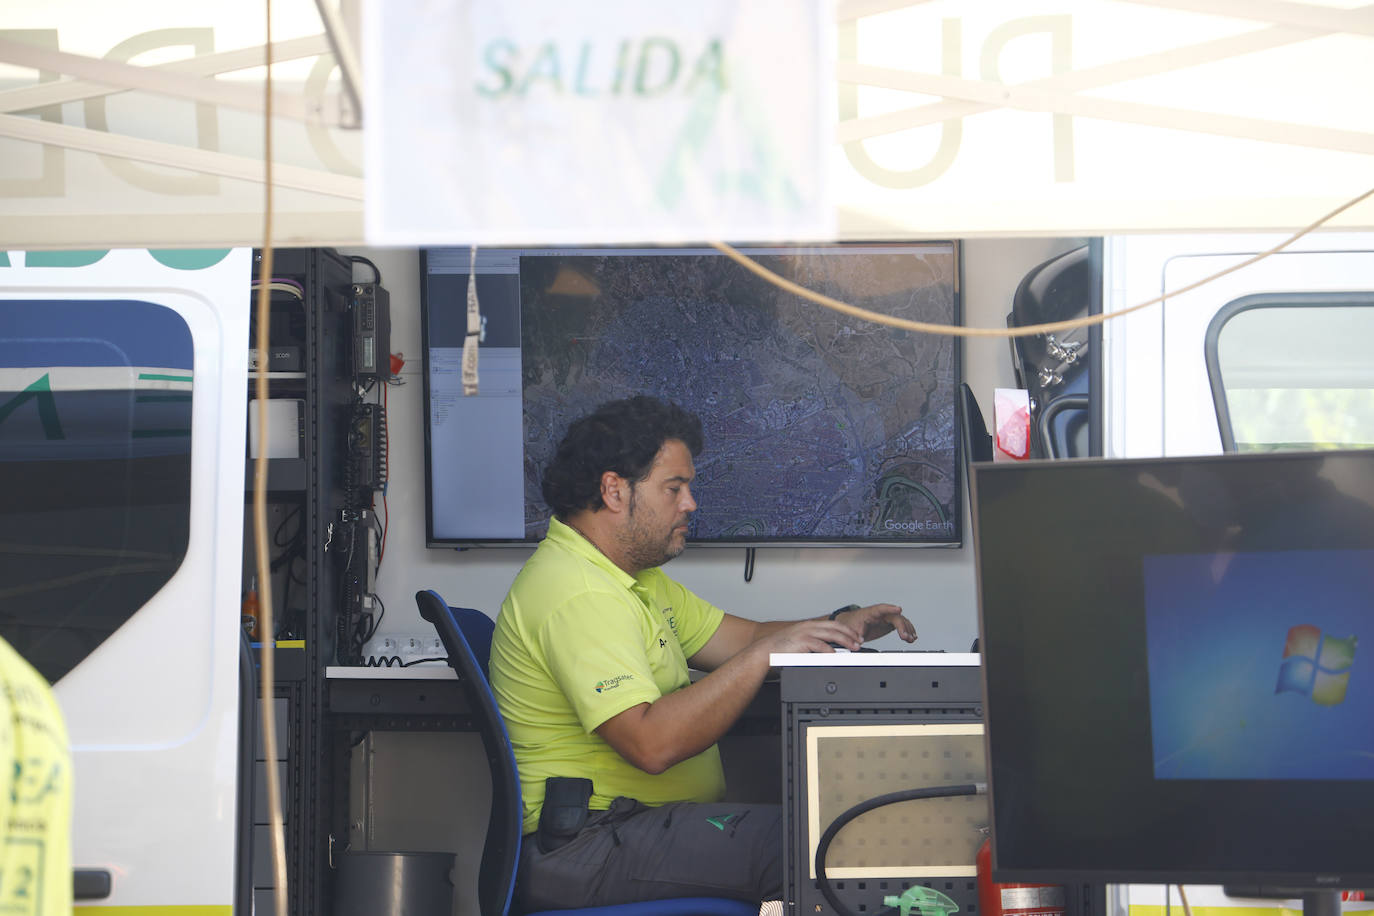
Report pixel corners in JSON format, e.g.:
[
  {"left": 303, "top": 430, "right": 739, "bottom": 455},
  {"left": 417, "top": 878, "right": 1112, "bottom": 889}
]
[{"left": 518, "top": 249, "right": 959, "bottom": 543}]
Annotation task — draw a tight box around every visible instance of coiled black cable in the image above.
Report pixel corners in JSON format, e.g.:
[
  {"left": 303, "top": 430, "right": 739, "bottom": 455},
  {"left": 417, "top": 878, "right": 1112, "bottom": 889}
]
[{"left": 815, "top": 783, "right": 985, "bottom": 916}]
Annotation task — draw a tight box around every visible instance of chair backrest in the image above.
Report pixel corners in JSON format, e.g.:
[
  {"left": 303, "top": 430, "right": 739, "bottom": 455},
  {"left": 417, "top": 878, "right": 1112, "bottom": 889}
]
[
  {"left": 415, "top": 590, "right": 522, "bottom": 916},
  {"left": 453, "top": 605, "right": 495, "bottom": 681},
  {"left": 958, "top": 382, "right": 993, "bottom": 466}
]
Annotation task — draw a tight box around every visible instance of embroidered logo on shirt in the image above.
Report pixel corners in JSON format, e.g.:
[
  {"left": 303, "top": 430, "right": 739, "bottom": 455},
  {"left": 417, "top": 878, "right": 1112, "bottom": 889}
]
[
  {"left": 706, "top": 813, "right": 742, "bottom": 831},
  {"left": 594, "top": 674, "right": 634, "bottom": 693},
  {"left": 659, "top": 638, "right": 667, "bottom": 648}
]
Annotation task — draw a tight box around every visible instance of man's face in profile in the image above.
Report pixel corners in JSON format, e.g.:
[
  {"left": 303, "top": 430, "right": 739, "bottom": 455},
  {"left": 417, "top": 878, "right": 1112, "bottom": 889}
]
[{"left": 618, "top": 438, "right": 697, "bottom": 571}]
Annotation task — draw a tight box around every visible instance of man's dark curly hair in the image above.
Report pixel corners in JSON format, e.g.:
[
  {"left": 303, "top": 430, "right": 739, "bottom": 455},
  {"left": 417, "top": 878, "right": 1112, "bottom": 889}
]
[{"left": 542, "top": 396, "right": 704, "bottom": 517}]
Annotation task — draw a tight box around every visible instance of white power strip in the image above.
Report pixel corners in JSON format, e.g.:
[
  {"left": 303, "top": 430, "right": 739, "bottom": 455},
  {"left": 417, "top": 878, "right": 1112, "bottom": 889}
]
[{"left": 361, "top": 633, "right": 446, "bottom": 666}]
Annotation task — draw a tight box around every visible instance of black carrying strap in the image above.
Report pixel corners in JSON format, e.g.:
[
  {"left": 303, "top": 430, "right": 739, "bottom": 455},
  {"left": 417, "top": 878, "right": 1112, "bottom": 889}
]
[{"left": 536, "top": 776, "right": 593, "bottom": 853}]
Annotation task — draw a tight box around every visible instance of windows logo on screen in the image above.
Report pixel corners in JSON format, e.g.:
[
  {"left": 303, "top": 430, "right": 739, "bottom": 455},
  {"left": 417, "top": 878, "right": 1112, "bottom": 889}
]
[{"left": 1275, "top": 625, "right": 1357, "bottom": 706}]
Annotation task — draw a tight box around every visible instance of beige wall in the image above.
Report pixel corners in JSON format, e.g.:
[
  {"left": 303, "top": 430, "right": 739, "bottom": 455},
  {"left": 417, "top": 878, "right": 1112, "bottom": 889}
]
[{"left": 341, "top": 237, "right": 1083, "bottom": 652}]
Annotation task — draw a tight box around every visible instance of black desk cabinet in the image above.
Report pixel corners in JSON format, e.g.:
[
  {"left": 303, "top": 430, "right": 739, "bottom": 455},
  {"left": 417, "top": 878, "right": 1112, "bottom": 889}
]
[{"left": 777, "top": 657, "right": 984, "bottom": 916}]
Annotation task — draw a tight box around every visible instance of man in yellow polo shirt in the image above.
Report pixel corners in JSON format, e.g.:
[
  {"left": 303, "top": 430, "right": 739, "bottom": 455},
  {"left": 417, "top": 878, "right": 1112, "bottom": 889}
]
[{"left": 490, "top": 396, "right": 916, "bottom": 911}]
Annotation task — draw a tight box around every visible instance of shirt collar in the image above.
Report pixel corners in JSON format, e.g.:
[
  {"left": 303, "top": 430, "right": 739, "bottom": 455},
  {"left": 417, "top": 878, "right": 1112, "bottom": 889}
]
[{"left": 546, "top": 516, "right": 638, "bottom": 590}]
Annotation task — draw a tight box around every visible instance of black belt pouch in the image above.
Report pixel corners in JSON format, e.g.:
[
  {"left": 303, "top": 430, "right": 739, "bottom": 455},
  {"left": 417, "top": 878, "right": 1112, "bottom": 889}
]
[{"left": 536, "top": 776, "right": 593, "bottom": 854}]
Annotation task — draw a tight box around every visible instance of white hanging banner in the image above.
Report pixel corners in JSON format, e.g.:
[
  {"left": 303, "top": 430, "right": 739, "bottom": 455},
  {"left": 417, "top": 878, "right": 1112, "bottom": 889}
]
[
  {"left": 363, "top": 0, "right": 835, "bottom": 245},
  {"left": 833, "top": 0, "right": 1374, "bottom": 239}
]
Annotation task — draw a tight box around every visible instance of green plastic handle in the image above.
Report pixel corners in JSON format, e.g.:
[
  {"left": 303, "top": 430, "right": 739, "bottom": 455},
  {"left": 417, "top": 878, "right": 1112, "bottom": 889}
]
[{"left": 882, "top": 885, "right": 961, "bottom": 916}]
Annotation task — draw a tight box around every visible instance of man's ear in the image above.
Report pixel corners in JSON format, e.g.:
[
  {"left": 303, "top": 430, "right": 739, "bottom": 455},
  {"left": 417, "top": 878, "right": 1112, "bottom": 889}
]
[{"left": 600, "top": 471, "right": 629, "bottom": 513}]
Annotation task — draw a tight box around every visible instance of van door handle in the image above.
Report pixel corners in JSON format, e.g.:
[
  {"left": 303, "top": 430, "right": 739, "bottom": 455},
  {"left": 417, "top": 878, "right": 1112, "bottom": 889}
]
[{"left": 74, "top": 869, "right": 112, "bottom": 900}]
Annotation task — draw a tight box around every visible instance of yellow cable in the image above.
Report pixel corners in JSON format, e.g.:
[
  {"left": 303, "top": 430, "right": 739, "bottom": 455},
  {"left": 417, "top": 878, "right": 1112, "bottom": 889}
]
[
  {"left": 253, "top": 1, "right": 288, "bottom": 915},
  {"left": 710, "top": 185, "right": 1374, "bottom": 338}
]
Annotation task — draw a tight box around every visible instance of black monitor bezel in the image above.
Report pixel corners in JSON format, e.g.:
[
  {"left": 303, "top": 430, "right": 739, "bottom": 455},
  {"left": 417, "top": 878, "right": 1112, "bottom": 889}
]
[
  {"left": 420, "top": 242, "right": 965, "bottom": 549},
  {"left": 972, "top": 449, "right": 1374, "bottom": 888}
]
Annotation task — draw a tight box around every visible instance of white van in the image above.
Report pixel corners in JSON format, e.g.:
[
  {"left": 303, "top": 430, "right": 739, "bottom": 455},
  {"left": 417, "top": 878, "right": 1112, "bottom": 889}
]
[
  {"left": 1103, "top": 232, "right": 1374, "bottom": 459},
  {"left": 0, "top": 248, "right": 251, "bottom": 912}
]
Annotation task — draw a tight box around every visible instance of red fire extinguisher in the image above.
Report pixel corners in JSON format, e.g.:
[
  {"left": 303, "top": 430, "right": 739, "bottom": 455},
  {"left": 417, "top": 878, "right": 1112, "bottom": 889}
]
[{"left": 977, "top": 836, "right": 1067, "bottom": 916}]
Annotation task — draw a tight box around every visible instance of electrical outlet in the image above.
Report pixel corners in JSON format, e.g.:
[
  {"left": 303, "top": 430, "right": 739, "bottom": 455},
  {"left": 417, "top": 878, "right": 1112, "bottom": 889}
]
[
  {"left": 415, "top": 635, "right": 444, "bottom": 664},
  {"left": 361, "top": 634, "right": 401, "bottom": 665},
  {"left": 361, "top": 633, "right": 445, "bottom": 666},
  {"left": 396, "top": 634, "right": 445, "bottom": 665}
]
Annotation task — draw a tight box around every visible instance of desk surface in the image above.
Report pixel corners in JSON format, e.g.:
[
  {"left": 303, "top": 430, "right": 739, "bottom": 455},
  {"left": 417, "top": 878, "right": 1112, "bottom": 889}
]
[
  {"left": 327, "top": 652, "right": 980, "bottom": 679},
  {"left": 326, "top": 665, "right": 455, "bottom": 679},
  {"left": 324, "top": 662, "right": 781, "bottom": 729}
]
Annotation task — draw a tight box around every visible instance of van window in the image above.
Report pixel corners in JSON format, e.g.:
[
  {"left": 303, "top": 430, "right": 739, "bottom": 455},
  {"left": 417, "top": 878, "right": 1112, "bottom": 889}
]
[
  {"left": 1206, "top": 294, "right": 1374, "bottom": 452},
  {"left": 0, "top": 299, "right": 194, "bottom": 683}
]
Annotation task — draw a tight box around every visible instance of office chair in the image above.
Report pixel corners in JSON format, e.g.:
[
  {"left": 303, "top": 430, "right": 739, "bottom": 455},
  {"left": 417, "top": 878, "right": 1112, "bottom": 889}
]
[
  {"left": 1006, "top": 242, "right": 1098, "bottom": 459},
  {"left": 415, "top": 590, "right": 760, "bottom": 916},
  {"left": 957, "top": 382, "right": 993, "bottom": 467}
]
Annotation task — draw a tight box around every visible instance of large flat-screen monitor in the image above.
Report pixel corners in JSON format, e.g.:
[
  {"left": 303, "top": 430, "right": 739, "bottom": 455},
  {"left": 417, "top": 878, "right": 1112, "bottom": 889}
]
[
  {"left": 972, "top": 450, "right": 1374, "bottom": 893},
  {"left": 420, "top": 244, "right": 962, "bottom": 547}
]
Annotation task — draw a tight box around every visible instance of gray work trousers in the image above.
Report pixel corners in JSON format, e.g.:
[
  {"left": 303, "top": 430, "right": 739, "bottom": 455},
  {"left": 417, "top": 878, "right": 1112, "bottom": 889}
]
[{"left": 516, "top": 797, "right": 782, "bottom": 912}]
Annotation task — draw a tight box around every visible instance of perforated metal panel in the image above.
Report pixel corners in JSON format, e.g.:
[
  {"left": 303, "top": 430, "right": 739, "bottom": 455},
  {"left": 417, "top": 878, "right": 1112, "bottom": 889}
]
[
  {"left": 779, "top": 659, "right": 984, "bottom": 916},
  {"left": 807, "top": 725, "right": 987, "bottom": 878}
]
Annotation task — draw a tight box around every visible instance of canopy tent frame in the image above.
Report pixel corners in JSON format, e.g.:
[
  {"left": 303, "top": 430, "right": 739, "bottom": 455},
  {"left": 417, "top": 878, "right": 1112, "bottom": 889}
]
[
  {"left": 1, "top": 0, "right": 1371, "bottom": 250},
  {"left": 0, "top": 0, "right": 362, "bottom": 203}
]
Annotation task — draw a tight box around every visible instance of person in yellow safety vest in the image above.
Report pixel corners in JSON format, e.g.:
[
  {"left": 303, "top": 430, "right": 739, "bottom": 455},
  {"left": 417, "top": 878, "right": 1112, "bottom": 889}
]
[{"left": 0, "top": 635, "right": 72, "bottom": 916}]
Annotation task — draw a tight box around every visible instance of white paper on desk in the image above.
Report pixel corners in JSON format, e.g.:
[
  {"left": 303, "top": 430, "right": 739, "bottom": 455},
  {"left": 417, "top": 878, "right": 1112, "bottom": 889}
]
[{"left": 769, "top": 652, "right": 980, "bottom": 667}]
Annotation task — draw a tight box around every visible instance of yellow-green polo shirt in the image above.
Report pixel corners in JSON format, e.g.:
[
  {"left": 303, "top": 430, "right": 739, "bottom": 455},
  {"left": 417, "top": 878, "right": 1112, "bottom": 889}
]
[{"left": 490, "top": 517, "right": 727, "bottom": 834}]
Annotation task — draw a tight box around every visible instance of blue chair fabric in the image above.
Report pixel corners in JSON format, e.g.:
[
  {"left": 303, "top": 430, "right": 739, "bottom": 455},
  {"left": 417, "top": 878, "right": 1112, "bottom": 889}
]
[
  {"left": 414, "top": 590, "right": 758, "bottom": 916},
  {"left": 416, "top": 590, "right": 521, "bottom": 916}
]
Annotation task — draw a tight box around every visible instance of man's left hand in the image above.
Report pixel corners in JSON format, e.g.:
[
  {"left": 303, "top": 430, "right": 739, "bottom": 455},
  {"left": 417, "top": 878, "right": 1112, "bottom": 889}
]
[{"left": 837, "top": 604, "right": 917, "bottom": 644}]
